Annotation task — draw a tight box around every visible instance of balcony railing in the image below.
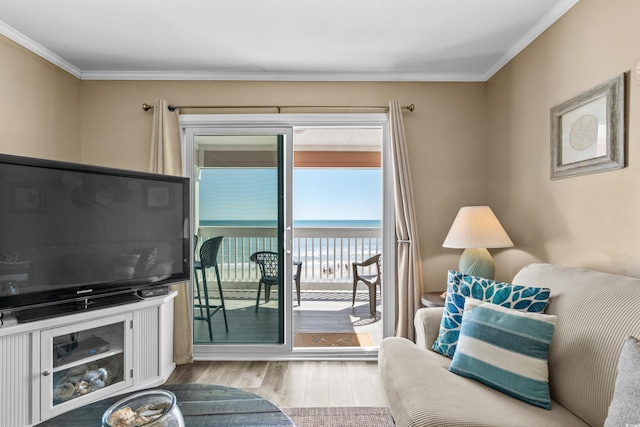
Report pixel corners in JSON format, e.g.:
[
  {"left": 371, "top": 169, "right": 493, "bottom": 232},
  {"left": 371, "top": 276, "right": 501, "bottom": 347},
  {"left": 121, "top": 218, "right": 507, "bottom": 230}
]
[{"left": 197, "top": 226, "right": 381, "bottom": 289}]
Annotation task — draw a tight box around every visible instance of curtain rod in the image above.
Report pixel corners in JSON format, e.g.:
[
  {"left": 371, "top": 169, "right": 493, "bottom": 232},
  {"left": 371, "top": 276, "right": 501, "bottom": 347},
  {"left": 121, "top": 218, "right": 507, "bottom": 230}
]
[{"left": 141, "top": 103, "right": 414, "bottom": 113}]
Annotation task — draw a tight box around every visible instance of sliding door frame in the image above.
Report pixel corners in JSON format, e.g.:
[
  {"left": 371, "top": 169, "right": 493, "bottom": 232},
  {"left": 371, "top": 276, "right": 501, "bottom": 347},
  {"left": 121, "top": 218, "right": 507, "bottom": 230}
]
[{"left": 181, "top": 113, "right": 395, "bottom": 360}]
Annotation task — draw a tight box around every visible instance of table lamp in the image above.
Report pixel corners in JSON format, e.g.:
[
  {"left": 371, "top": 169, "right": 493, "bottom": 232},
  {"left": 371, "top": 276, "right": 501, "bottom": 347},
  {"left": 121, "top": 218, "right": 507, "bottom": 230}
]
[{"left": 442, "top": 206, "right": 513, "bottom": 280}]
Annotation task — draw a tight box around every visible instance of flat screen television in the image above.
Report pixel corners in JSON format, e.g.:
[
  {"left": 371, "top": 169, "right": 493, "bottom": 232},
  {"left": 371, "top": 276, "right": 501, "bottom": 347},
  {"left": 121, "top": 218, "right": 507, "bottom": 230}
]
[{"left": 0, "top": 153, "right": 190, "bottom": 323}]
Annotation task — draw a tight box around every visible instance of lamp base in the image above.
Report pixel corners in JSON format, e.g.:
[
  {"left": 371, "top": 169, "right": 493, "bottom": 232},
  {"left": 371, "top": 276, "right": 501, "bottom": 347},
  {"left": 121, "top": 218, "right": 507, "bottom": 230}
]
[{"left": 459, "top": 248, "right": 495, "bottom": 280}]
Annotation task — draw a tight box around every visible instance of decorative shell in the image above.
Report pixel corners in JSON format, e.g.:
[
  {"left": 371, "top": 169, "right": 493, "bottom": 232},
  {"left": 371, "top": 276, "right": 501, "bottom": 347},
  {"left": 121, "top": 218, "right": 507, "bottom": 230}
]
[
  {"left": 107, "top": 402, "right": 170, "bottom": 427},
  {"left": 54, "top": 382, "right": 75, "bottom": 400},
  {"left": 107, "top": 406, "right": 137, "bottom": 427}
]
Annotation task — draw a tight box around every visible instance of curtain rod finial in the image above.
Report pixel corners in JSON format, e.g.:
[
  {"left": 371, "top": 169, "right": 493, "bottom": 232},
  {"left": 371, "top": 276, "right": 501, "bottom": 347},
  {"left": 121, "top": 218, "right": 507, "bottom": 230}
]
[
  {"left": 142, "top": 103, "right": 153, "bottom": 111},
  {"left": 407, "top": 104, "right": 415, "bottom": 112}
]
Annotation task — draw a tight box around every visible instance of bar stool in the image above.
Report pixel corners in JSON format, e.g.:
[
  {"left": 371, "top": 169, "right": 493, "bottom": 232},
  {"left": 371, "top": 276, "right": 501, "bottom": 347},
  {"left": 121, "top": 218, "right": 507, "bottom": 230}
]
[{"left": 193, "top": 236, "right": 228, "bottom": 340}]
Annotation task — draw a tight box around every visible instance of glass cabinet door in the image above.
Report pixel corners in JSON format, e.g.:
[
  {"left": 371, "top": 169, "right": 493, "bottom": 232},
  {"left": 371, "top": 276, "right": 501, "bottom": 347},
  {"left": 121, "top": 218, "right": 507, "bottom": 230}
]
[{"left": 41, "top": 314, "right": 133, "bottom": 418}]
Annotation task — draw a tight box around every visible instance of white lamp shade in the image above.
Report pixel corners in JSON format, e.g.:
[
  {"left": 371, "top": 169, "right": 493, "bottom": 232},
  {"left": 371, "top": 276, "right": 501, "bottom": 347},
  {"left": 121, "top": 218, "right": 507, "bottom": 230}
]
[{"left": 443, "top": 206, "right": 514, "bottom": 249}]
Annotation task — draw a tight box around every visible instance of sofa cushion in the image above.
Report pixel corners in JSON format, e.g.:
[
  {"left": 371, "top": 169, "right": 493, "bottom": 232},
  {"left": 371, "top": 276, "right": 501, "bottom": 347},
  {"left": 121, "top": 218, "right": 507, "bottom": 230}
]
[
  {"left": 449, "top": 298, "right": 557, "bottom": 409},
  {"left": 379, "top": 337, "right": 590, "bottom": 427},
  {"left": 432, "top": 270, "right": 550, "bottom": 357},
  {"left": 512, "top": 264, "right": 640, "bottom": 426},
  {"left": 114, "top": 254, "right": 141, "bottom": 280},
  {"left": 604, "top": 336, "right": 640, "bottom": 426},
  {"left": 132, "top": 246, "right": 158, "bottom": 277}
]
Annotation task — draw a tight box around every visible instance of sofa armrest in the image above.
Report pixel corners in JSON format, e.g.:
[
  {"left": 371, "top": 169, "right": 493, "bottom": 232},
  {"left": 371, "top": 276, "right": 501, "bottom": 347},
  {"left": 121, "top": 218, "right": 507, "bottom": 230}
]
[{"left": 414, "top": 307, "right": 444, "bottom": 349}]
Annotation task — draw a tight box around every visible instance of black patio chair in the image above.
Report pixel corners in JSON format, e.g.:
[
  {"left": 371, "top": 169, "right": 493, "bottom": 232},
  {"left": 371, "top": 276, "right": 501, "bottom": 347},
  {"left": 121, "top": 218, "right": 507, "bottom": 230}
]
[
  {"left": 250, "top": 252, "right": 305, "bottom": 310},
  {"left": 194, "top": 236, "right": 229, "bottom": 340},
  {"left": 250, "top": 251, "right": 279, "bottom": 312}
]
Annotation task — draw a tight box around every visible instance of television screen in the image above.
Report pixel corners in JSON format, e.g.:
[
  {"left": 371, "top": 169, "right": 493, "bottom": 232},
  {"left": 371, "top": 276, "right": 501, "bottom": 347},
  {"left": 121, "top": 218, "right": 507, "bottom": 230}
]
[{"left": 0, "top": 154, "right": 190, "bottom": 318}]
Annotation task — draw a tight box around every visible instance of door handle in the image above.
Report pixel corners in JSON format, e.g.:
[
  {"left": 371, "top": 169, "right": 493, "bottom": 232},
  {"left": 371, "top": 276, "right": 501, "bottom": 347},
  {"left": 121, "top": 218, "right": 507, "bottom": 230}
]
[{"left": 283, "top": 227, "right": 292, "bottom": 254}]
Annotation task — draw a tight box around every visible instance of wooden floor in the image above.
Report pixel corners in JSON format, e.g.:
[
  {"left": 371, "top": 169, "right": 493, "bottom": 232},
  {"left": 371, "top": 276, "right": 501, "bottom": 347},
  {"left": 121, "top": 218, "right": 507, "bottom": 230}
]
[
  {"left": 178, "top": 290, "right": 388, "bottom": 409},
  {"left": 193, "top": 290, "right": 383, "bottom": 346},
  {"left": 165, "top": 360, "right": 389, "bottom": 408}
]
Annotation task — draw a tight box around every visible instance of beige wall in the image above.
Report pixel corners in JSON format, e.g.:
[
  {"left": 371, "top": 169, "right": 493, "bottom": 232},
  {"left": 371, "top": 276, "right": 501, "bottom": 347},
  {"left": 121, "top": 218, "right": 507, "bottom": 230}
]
[
  {"left": 79, "top": 80, "right": 487, "bottom": 291},
  {"left": 0, "top": 36, "right": 81, "bottom": 162},
  {"left": 486, "top": 0, "right": 640, "bottom": 279}
]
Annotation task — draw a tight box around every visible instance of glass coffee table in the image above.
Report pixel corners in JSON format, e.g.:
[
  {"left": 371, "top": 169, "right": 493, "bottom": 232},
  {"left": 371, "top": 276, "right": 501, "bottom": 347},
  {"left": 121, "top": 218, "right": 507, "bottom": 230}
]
[{"left": 36, "top": 383, "right": 294, "bottom": 426}]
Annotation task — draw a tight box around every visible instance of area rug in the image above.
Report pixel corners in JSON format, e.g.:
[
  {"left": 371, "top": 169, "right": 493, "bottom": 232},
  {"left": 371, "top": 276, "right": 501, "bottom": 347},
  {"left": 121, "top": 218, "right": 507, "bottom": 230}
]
[
  {"left": 283, "top": 407, "right": 394, "bottom": 427},
  {"left": 293, "top": 332, "right": 374, "bottom": 347}
]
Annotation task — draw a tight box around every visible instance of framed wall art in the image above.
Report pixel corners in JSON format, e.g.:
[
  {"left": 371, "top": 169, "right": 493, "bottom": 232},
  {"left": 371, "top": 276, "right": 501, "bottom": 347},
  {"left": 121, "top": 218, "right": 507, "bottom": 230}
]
[
  {"left": 13, "top": 185, "right": 44, "bottom": 211},
  {"left": 144, "top": 184, "right": 173, "bottom": 210},
  {"left": 550, "top": 73, "right": 626, "bottom": 180}
]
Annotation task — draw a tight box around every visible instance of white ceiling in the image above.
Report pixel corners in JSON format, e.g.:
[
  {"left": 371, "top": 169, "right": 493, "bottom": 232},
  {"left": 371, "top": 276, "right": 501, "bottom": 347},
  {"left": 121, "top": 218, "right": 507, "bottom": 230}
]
[{"left": 0, "top": 0, "right": 578, "bottom": 82}]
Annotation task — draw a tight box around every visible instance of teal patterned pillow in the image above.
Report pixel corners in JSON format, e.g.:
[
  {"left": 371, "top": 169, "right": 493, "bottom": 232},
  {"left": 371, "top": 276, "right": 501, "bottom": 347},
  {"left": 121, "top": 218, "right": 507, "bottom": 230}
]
[{"left": 432, "top": 270, "right": 551, "bottom": 358}]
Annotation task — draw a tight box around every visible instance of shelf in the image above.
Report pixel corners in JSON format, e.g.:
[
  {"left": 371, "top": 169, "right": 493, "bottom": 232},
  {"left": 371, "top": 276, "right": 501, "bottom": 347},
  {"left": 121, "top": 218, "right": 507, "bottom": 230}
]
[
  {"left": 52, "top": 377, "right": 127, "bottom": 408},
  {"left": 53, "top": 347, "right": 124, "bottom": 373},
  {"left": 53, "top": 329, "right": 124, "bottom": 370},
  {"left": 52, "top": 352, "right": 125, "bottom": 406}
]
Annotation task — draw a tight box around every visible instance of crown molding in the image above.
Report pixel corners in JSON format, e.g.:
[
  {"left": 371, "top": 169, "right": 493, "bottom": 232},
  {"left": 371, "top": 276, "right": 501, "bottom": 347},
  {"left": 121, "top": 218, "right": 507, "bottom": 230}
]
[
  {"left": 80, "top": 70, "right": 484, "bottom": 82},
  {"left": 0, "top": 20, "right": 82, "bottom": 79},
  {"left": 484, "top": 0, "right": 580, "bottom": 80}
]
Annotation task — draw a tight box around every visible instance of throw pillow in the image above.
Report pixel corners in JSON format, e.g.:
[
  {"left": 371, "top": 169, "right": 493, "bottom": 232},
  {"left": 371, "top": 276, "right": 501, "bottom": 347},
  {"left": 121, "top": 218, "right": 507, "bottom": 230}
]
[
  {"left": 148, "top": 260, "right": 173, "bottom": 282},
  {"left": 432, "top": 270, "right": 551, "bottom": 357},
  {"left": 132, "top": 246, "right": 158, "bottom": 277},
  {"left": 449, "top": 297, "right": 557, "bottom": 409},
  {"left": 115, "top": 254, "right": 141, "bottom": 280},
  {"left": 604, "top": 336, "right": 640, "bottom": 426}
]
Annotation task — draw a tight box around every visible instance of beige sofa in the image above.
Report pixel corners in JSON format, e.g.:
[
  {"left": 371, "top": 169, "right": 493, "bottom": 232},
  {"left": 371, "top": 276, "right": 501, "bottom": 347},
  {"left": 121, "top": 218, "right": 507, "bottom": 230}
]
[{"left": 379, "top": 263, "right": 640, "bottom": 427}]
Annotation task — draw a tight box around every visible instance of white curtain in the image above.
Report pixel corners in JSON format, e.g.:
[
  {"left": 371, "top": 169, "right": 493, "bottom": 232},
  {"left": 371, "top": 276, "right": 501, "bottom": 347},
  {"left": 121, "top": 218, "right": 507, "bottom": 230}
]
[
  {"left": 389, "top": 100, "right": 424, "bottom": 341},
  {"left": 149, "top": 99, "right": 193, "bottom": 365}
]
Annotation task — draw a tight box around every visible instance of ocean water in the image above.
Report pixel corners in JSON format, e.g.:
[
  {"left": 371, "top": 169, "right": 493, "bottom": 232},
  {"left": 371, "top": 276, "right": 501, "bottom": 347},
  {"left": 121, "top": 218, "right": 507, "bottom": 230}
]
[{"left": 294, "top": 219, "right": 381, "bottom": 228}]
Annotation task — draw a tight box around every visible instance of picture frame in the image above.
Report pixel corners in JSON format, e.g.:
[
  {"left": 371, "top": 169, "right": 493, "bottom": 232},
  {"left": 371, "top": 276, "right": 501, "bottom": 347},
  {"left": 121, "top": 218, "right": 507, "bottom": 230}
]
[
  {"left": 143, "top": 184, "right": 173, "bottom": 210},
  {"left": 550, "top": 73, "right": 626, "bottom": 180},
  {"left": 13, "top": 185, "right": 44, "bottom": 211}
]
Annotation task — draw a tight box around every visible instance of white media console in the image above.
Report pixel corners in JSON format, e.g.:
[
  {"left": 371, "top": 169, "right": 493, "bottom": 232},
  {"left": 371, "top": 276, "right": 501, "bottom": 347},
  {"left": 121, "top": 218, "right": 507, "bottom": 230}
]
[{"left": 0, "top": 291, "right": 176, "bottom": 427}]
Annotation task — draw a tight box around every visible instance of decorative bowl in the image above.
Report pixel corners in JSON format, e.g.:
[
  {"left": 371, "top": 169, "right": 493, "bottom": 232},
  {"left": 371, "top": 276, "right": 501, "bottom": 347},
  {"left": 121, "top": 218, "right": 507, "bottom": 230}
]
[{"left": 101, "top": 389, "right": 184, "bottom": 427}]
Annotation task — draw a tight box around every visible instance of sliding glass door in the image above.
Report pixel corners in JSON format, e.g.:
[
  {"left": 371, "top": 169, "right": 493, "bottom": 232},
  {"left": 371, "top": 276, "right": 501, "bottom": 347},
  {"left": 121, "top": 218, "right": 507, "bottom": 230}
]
[
  {"left": 182, "top": 113, "right": 395, "bottom": 360},
  {"left": 184, "top": 126, "right": 293, "bottom": 358}
]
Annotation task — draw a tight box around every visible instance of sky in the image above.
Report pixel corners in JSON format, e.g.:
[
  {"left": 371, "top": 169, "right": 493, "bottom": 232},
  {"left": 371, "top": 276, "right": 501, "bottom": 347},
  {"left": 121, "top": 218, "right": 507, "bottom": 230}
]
[
  {"left": 293, "top": 169, "right": 381, "bottom": 221},
  {"left": 199, "top": 168, "right": 381, "bottom": 222}
]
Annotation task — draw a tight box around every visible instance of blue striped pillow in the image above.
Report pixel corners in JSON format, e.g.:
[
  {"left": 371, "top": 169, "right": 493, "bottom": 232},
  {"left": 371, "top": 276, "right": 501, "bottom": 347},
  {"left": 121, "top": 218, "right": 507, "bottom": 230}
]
[
  {"left": 449, "top": 297, "right": 557, "bottom": 409},
  {"left": 432, "top": 270, "right": 551, "bottom": 358}
]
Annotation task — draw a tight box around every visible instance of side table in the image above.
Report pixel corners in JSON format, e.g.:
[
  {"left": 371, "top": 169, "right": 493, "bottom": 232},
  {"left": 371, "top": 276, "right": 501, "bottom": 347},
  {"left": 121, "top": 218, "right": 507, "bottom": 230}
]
[{"left": 421, "top": 291, "right": 446, "bottom": 308}]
